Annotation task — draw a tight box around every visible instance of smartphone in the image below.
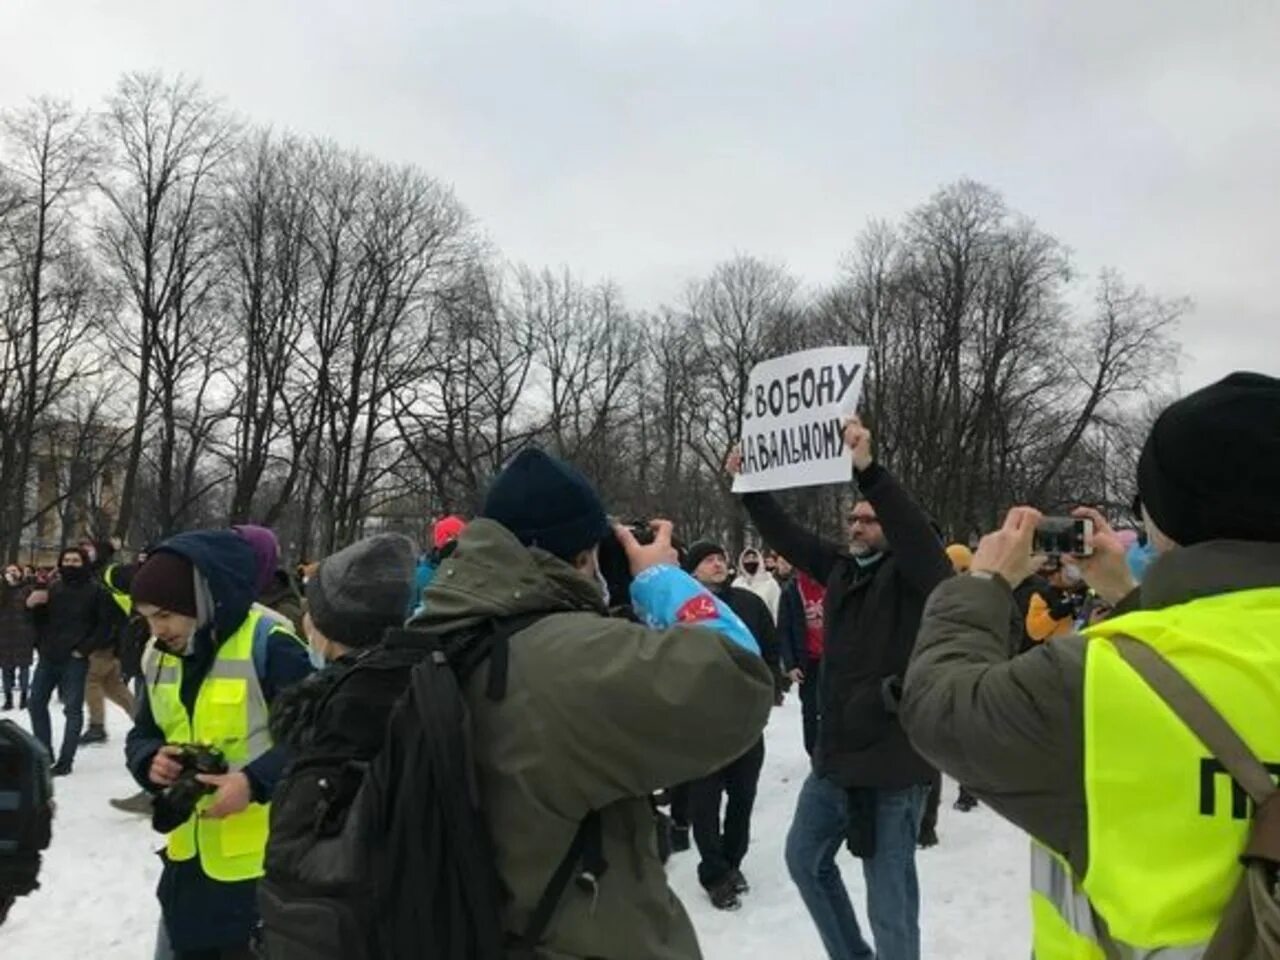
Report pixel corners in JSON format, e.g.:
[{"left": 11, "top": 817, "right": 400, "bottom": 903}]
[{"left": 1033, "top": 517, "right": 1093, "bottom": 557}]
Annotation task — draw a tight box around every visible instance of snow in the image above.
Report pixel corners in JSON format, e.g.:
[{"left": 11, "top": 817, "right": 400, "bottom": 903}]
[{"left": 3, "top": 697, "right": 1030, "bottom": 959}]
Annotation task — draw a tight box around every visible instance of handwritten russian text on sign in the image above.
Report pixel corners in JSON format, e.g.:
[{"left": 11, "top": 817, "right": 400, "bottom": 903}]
[{"left": 732, "top": 346, "right": 868, "bottom": 494}]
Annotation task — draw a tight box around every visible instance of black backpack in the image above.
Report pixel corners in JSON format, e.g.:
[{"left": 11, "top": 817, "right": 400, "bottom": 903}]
[
  {"left": 0, "top": 719, "right": 54, "bottom": 925},
  {"left": 258, "top": 614, "right": 606, "bottom": 960}
]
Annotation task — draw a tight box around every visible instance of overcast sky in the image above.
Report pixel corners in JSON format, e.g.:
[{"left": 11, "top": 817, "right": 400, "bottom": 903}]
[{"left": 3, "top": 0, "right": 1277, "bottom": 391}]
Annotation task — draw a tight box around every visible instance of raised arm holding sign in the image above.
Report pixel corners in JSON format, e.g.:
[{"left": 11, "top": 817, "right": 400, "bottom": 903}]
[{"left": 732, "top": 346, "right": 869, "bottom": 495}]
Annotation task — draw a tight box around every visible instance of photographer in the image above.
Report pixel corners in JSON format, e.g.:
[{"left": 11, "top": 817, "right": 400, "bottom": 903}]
[
  {"left": 125, "top": 530, "right": 313, "bottom": 960},
  {"left": 901, "top": 372, "right": 1280, "bottom": 959},
  {"left": 728, "top": 416, "right": 952, "bottom": 960},
  {"left": 410, "top": 447, "right": 776, "bottom": 959}
]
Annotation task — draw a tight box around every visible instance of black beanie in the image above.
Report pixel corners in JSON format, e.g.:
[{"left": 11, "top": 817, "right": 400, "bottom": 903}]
[
  {"left": 130, "top": 551, "right": 197, "bottom": 617},
  {"left": 481, "top": 448, "right": 610, "bottom": 562},
  {"left": 307, "top": 534, "right": 416, "bottom": 649},
  {"left": 683, "top": 541, "right": 727, "bottom": 574},
  {"left": 1137, "top": 371, "right": 1280, "bottom": 546}
]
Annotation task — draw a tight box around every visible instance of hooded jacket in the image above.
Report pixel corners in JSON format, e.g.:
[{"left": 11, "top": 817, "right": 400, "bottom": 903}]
[
  {"left": 411, "top": 519, "right": 775, "bottom": 959},
  {"left": 731, "top": 550, "right": 781, "bottom": 622},
  {"left": 124, "top": 530, "right": 313, "bottom": 953}
]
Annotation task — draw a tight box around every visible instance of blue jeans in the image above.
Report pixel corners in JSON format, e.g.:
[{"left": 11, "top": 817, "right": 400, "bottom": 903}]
[
  {"left": 28, "top": 656, "right": 89, "bottom": 768},
  {"left": 785, "top": 773, "right": 928, "bottom": 960}
]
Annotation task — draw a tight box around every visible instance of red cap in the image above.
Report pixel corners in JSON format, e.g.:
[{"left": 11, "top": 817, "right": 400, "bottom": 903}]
[{"left": 433, "top": 515, "right": 466, "bottom": 550}]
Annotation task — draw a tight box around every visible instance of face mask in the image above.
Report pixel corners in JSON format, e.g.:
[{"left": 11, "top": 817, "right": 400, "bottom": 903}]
[
  {"left": 743, "top": 561, "right": 760, "bottom": 575},
  {"left": 59, "top": 564, "right": 87, "bottom": 583}
]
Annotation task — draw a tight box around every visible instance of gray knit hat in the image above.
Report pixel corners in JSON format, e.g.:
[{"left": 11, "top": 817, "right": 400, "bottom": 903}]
[{"left": 306, "top": 534, "right": 416, "bottom": 648}]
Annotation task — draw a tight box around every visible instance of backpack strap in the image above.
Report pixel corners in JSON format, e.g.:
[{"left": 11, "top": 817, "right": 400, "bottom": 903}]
[
  {"left": 1111, "top": 636, "right": 1276, "bottom": 805},
  {"left": 512, "top": 810, "right": 605, "bottom": 953}
]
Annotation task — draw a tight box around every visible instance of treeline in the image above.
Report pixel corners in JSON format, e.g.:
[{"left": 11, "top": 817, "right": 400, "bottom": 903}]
[{"left": 0, "top": 72, "right": 1183, "bottom": 561}]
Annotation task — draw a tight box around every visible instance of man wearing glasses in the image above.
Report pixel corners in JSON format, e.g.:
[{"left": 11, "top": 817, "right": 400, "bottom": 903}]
[{"left": 727, "top": 417, "right": 951, "bottom": 960}]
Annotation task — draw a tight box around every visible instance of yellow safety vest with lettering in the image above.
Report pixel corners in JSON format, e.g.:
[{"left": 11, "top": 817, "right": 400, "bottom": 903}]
[
  {"left": 103, "top": 564, "right": 132, "bottom": 616},
  {"left": 142, "top": 608, "right": 284, "bottom": 882},
  {"left": 1031, "top": 586, "right": 1280, "bottom": 960}
]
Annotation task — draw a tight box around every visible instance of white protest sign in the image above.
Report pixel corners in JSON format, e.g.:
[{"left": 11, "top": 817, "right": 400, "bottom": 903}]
[{"left": 732, "top": 346, "right": 869, "bottom": 494}]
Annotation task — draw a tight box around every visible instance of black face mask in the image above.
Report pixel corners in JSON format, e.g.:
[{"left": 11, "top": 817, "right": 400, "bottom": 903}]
[
  {"left": 743, "top": 561, "right": 760, "bottom": 576},
  {"left": 59, "top": 564, "right": 88, "bottom": 584}
]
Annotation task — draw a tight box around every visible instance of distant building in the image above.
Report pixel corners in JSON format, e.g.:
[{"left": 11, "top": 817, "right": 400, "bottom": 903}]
[{"left": 18, "top": 418, "right": 127, "bottom": 566}]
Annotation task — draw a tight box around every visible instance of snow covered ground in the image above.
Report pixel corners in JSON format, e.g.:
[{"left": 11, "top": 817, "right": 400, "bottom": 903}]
[{"left": 3, "top": 697, "right": 1030, "bottom": 959}]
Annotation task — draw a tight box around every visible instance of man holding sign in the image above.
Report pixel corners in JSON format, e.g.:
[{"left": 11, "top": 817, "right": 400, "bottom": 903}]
[{"left": 727, "top": 414, "right": 951, "bottom": 960}]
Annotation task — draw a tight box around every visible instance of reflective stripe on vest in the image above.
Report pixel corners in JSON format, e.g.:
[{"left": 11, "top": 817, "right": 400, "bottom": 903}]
[
  {"left": 103, "top": 564, "right": 132, "bottom": 616},
  {"left": 1029, "top": 586, "right": 1280, "bottom": 960},
  {"left": 143, "top": 609, "right": 286, "bottom": 882}
]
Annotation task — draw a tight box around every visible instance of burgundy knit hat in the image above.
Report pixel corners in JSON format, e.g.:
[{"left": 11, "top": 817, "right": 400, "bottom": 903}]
[{"left": 130, "top": 551, "right": 197, "bottom": 617}]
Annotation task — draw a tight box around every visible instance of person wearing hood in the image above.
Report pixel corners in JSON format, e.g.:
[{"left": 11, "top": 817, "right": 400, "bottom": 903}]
[
  {"left": 775, "top": 554, "right": 826, "bottom": 758},
  {"left": 234, "top": 525, "right": 306, "bottom": 637},
  {"left": 410, "top": 448, "right": 775, "bottom": 959},
  {"left": 124, "top": 530, "right": 313, "bottom": 959},
  {"left": 25, "top": 547, "right": 115, "bottom": 775},
  {"left": 682, "top": 541, "right": 780, "bottom": 912},
  {"left": 1, "top": 564, "right": 35, "bottom": 711},
  {"left": 732, "top": 547, "right": 781, "bottom": 622},
  {"left": 902, "top": 372, "right": 1280, "bottom": 959}
]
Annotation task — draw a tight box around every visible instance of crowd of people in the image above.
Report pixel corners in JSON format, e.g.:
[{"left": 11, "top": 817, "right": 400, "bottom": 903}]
[{"left": 0, "top": 370, "right": 1277, "bottom": 960}]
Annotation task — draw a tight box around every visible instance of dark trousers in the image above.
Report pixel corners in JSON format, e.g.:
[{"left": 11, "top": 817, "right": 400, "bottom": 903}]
[
  {"left": 2, "top": 665, "right": 30, "bottom": 703},
  {"left": 799, "top": 655, "right": 821, "bottom": 756},
  {"left": 689, "top": 737, "right": 766, "bottom": 890},
  {"left": 670, "top": 781, "right": 691, "bottom": 828},
  {"left": 28, "top": 656, "right": 88, "bottom": 767}
]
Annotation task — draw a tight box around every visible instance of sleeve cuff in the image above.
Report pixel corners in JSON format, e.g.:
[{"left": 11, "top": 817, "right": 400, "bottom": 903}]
[{"left": 853, "top": 461, "right": 886, "bottom": 488}]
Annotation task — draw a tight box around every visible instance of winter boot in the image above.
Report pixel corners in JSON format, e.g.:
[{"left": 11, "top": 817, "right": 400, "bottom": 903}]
[
  {"left": 709, "top": 879, "right": 742, "bottom": 912},
  {"left": 730, "top": 870, "right": 750, "bottom": 895},
  {"left": 670, "top": 824, "right": 691, "bottom": 853},
  {"left": 954, "top": 788, "right": 979, "bottom": 813},
  {"left": 109, "top": 791, "right": 153, "bottom": 815},
  {"left": 80, "top": 724, "right": 108, "bottom": 745},
  {"left": 918, "top": 824, "right": 939, "bottom": 848},
  {"left": 51, "top": 760, "right": 73, "bottom": 777}
]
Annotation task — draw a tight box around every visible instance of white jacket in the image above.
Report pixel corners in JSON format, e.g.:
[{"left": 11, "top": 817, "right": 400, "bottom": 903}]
[{"left": 732, "top": 549, "right": 780, "bottom": 623}]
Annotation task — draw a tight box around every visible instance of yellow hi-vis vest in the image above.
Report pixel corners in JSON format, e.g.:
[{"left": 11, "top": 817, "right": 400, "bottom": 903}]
[
  {"left": 103, "top": 564, "right": 132, "bottom": 616},
  {"left": 142, "top": 608, "right": 285, "bottom": 882},
  {"left": 1031, "top": 586, "right": 1280, "bottom": 960}
]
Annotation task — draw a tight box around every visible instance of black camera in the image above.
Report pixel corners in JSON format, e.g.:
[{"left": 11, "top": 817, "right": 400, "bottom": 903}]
[
  {"left": 151, "top": 744, "right": 229, "bottom": 834},
  {"left": 596, "top": 520, "right": 683, "bottom": 618}
]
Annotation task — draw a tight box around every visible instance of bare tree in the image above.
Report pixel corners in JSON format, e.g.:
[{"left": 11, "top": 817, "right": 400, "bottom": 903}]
[{"left": 97, "top": 72, "right": 239, "bottom": 540}]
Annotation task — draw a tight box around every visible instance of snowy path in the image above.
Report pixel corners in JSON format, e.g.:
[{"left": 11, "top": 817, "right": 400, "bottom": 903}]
[{"left": 4, "top": 698, "right": 1030, "bottom": 958}]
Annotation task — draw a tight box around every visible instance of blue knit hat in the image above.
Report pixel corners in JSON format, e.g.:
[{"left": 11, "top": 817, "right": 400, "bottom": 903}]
[{"left": 481, "top": 448, "right": 611, "bottom": 562}]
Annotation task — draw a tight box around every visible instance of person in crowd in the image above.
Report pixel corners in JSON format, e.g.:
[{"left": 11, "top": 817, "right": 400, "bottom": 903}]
[
  {"left": 764, "top": 551, "right": 779, "bottom": 576},
  {"left": 1, "top": 565, "right": 35, "bottom": 712},
  {"left": 236, "top": 525, "right": 307, "bottom": 637},
  {"left": 682, "top": 540, "right": 778, "bottom": 911},
  {"left": 25, "top": 547, "right": 114, "bottom": 776},
  {"left": 1013, "top": 556, "right": 1079, "bottom": 653},
  {"left": 408, "top": 514, "right": 466, "bottom": 616},
  {"left": 21, "top": 566, "right": 35, "bottom": 585},
  {"left": 728, "top": 416, "right": 952, "bottom": 960},
  {"left": 902, "top": 372, "right": 1280, "bottom": 959},
  {"left": 409, "top": 447, "right": 775, "bottom": 958},
  {"left": 0, "top": 718, "right": 53, "bottom": 927},
  {"left": 124, "top": 530, "right": 313, "bottom": 959},
  {"left": 732, "top": 546, "right": 781, "bottom": 622},
  {"left": 79, "top": 557, "right": 138, "bottom": 745},
  {"left": 776, "top": 554, "right": 826, "bottom": 757}
]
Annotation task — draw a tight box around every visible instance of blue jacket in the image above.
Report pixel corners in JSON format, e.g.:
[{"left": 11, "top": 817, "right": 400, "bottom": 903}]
[
  {"left": 776, "top": 577, "right": 808, "bottom": 671},
  {"left": 124, "top": 530, "right": 313, "bottom": 953}
]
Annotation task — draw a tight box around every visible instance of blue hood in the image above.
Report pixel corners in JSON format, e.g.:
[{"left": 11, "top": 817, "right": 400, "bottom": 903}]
[{"left": 153, "top": 530, "right": 259, "bottom": 643}]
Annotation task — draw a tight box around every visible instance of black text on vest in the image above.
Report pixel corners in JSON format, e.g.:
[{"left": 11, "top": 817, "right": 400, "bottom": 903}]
[{"left": 1199, "top": 758, "right": 1280, "bottom": 819}]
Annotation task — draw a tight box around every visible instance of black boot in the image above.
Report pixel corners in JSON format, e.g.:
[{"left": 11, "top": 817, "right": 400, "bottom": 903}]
[
  {"left": 51, "top": 760, "right": 73, "bottom": 777},
  {"left": 708, "top": 878, "right": 742, "bottom": 911},
  {"left": 954, "top": 788, "right": 979, "bottom": 813},
  {"left": 730, "top": 869, "right": 750, "bottom": 895},
  {"left": 109, "top": 791, "right": 153, "bottom": 815},
  {"left": 80, "top": 724, "right": 108, "bottom": 745}
]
